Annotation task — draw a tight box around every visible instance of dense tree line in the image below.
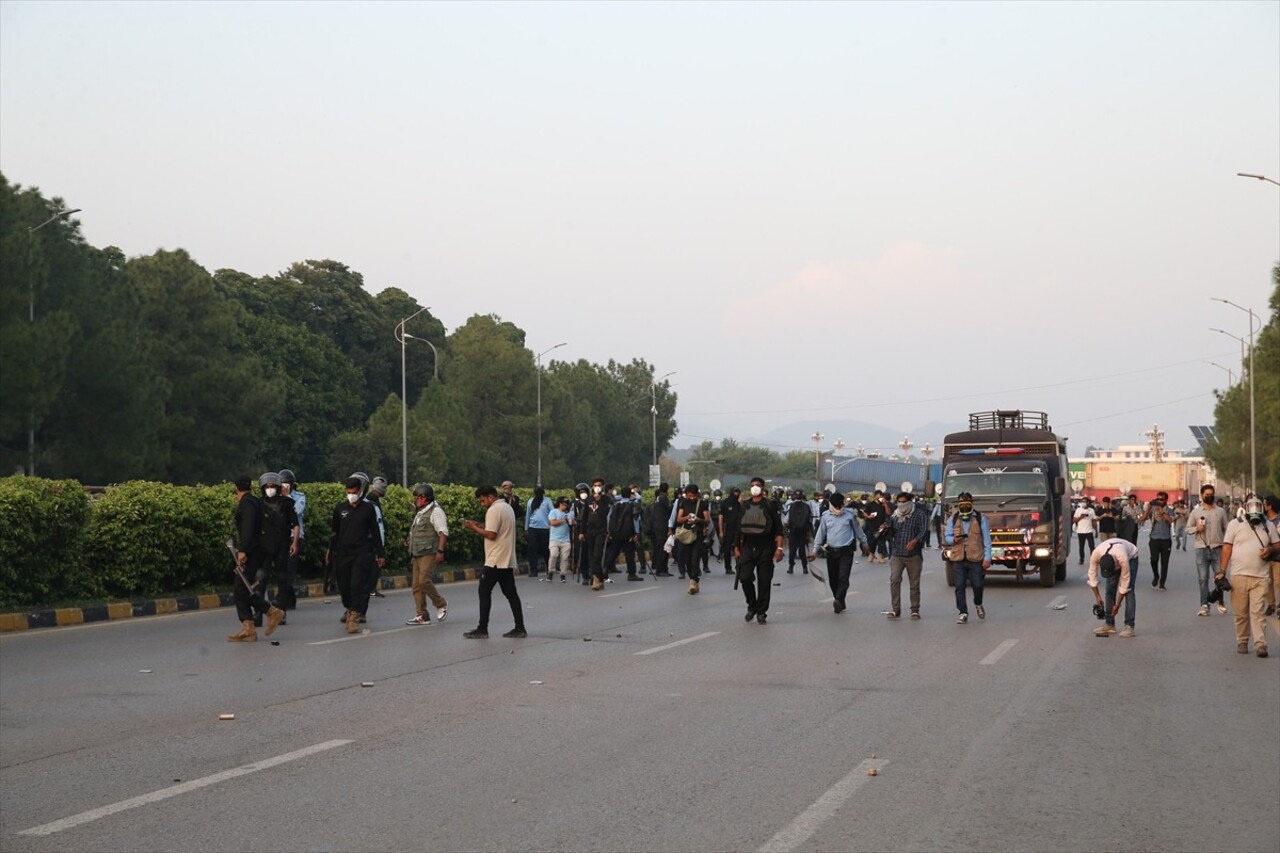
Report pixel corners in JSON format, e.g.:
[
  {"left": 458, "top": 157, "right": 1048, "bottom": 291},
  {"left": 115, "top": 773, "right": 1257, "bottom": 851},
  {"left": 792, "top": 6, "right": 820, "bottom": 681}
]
[
  {"left": 1206, "top": 263, "right": 1279, "bottom": 496},
  {"left": 0, "top": 175, "right": 678, "bottom": 486}
]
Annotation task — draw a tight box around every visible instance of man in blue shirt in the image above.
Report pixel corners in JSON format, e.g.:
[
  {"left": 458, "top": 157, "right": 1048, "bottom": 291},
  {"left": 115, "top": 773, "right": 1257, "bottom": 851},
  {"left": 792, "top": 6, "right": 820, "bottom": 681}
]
[
  {"left": 943, "top": 491, "right": 992, "bottom": 623},
  {"left": 525, "top": 485, "right": 553, "bottom": 579},
  {"left": 811, "top": 492, "right": 869, "bottom": 613}
]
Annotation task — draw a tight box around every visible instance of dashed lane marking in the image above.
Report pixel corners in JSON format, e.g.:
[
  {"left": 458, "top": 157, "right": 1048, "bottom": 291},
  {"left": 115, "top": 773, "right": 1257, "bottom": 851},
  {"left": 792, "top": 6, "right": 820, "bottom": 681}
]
[
  {"left": 599, "top": 587, "right": 659, "bottom": 599},
  {"left": 634, "top": 631, "right": 720, "bottom": 656},
  {"left": 980, "top": 639, "right": 1019, "bottom": 665},
  {"left": 757, "top": 758, "right": 890, "bottom": 852}
]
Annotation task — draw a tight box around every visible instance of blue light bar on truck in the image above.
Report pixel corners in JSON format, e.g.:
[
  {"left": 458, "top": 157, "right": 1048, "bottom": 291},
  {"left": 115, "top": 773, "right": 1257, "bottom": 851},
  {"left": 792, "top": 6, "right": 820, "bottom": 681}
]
[{"left": 956, "top": 447, "right": 1025, "bottom": 456}]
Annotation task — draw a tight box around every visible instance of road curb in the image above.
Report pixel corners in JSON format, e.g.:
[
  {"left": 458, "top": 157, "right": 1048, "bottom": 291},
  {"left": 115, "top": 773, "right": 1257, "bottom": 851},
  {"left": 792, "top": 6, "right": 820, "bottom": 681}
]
[{"left": 0, "top": 566, "right": 508, "bottom": 633}]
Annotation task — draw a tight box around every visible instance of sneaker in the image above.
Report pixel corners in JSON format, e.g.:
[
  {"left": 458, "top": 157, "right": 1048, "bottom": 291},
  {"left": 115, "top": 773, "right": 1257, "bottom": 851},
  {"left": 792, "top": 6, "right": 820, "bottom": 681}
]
[
  {"left": 956, "top": 613, "right": 968, "bottom": 624},
  {"left": 756, "top": 613, "right": 767, "bottom": 624},
  {"left": 437, "top": 607, "right": 447, "bottom": 622},
  {"left": 463, "top": 629, "right": 488, "bottom": 639},
  {"left": 910, "top": 611, "right": 921, "bottom": 620},
  {"left": 1198, "top": 605, "right": 1210, "bottom": 617},
  {"left": 503, "top": 627, "right": 527, "bottom": 638},
  {"left": 1118, "top": 626, "right": 1135, "bottom": 638},
  {"left": 1217, "top": 603, "right": 1227, "bottom": 614},
  {"left": 976, "top": 604, "right": 986, "bottom": 620},
  {"left": 372, "top": 590, "right": 385, "bottom": 598},
  {"left": 886, "top": 611, "right": 901, "bottom": 620},
  {"left": 406, "top": 614, "right": 430, "bottom": 625},
  {"left": 1095, "top": 624, "right": 1117, "bottom": 636},
  {"left": 560, "top": 574, "right": 567, "bottom": 583},
  {"left": 539, "top": 577, "right": 551, "bottom": 582}
]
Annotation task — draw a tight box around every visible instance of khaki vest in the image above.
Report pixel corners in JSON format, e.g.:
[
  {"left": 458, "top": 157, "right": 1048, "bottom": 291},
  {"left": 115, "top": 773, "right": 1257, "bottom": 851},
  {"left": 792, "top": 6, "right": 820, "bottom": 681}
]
[
  {"left": 950, "top": 514, "right": 985, "bottom": 562},
  {"left": 409, "top": 504, "right": 439, "bottom": 556}
]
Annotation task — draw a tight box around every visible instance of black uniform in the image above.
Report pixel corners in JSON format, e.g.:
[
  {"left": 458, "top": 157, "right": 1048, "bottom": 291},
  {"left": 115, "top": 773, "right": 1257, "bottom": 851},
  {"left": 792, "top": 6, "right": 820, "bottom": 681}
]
[
  {"left": 718, "top": 496, "right": 742, "bottom": 574},
  {"left": 233, "top": 493, "right": 274, "bottom": 623},
  {"left": 734, "top": 497, "right": 784, "bottom": 620},
  {"left": 258, "top": 494, "right": 298, "bottom": 611},
  {"left": 579, "top": 494, "right": 612, "bottom": 583},
  {"left": 650, "top": 491, "right": 672, "bottom": 576},
  {"left": 330, "top": 498, "right": 384, "bottom": 617}
]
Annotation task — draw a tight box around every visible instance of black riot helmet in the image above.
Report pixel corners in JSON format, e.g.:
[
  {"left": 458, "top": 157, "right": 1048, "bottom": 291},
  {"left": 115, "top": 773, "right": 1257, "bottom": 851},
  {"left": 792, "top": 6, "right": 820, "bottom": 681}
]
[{"left": 412, "top": 483, "right": 434, "bottom": 502}]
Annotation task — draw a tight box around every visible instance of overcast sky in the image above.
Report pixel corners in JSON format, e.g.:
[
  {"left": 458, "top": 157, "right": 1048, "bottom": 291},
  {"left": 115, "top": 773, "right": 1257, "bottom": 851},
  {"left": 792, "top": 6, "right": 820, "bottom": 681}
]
[{"left": 3, "top": 1, "right": 1276, "bottom": 455}]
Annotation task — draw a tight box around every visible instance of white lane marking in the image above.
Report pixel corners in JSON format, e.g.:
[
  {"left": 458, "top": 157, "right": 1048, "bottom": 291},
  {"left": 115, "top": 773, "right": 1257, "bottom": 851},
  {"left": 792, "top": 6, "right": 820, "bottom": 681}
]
[
  {"left": 757, "top": 758, "right": 889, "bottom": 852},
  {"left": 980, "top": 639, "right": 1019, "bottom": 665},
  {"left": 1046, "top": 595, "right": 1068, "bottom": 609},
  {"left": 634, "top": 631, "right": 720, "bottom": 656},
  {"left": 308, "top": 626, "right": 417, "bottom": 645},
  {"left": 600, "top": 587, "right": 659, "bottom": 599},
  {"left": 19, "top": 740, "right": 352, "bottom": 836}
]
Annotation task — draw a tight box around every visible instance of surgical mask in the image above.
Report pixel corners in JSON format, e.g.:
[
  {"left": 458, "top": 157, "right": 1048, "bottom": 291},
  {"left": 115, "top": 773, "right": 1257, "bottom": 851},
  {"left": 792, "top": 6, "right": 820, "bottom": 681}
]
[
  {"left": 593, "top": 486, "right": 602, "bottom": 494},
  {"left": 346, "top": 493, "right": 360, "bottom": 505},
  {"left": 750, "top": 486, "right": 762, "bottom": 497},
  {"left": 579, "top": 491, "right": 588, "bottom": 500},
  {"left": 265, "top": 487, "right": 277, "bottom": 498}
]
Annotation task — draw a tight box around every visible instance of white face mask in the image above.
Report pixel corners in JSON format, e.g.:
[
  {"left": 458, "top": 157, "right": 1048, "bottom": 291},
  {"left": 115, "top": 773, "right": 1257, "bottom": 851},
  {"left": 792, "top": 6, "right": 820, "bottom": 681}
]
[
  {"left": 593, "top": 486, "right": 602, "bottom": 494},
  {"left": 264, "top": 487, "right": 277, "bottom": 498},
  {"left": 346, "top": 493, "right": 360, "bottom": 505},
  {"left": 579, "top": 491, "right": 588, "bottom": 500},
  {"left": 750, "top": 485, "right": 763, "bottom": 497}
]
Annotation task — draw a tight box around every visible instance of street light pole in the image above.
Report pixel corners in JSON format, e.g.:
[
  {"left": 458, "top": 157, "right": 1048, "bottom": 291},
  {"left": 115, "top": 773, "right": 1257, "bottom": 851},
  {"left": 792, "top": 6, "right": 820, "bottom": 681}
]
[
  {"left": 1236, "top": 172, "right": 1280, "bottom": 187},
  {"left": 535, "top": 342, "right": 567, "bottom": 485},
  {"left": 396, "top": 306, "right": 429, "bottom": 487},
  {"left": 1212, "top": 298, "right": 1260, "bottom": 494},
  {"left": 26, "top": 207, "right": 81, "bottom": 476},
  {"left": 1206, "top": 361, "right": 1235, "bottom": 386},
  {"left": 651, "top": 371, "right": 676, "bottom": 466},
  {"left": 811, "top": 431, "right": 825, "bottom": 491}
]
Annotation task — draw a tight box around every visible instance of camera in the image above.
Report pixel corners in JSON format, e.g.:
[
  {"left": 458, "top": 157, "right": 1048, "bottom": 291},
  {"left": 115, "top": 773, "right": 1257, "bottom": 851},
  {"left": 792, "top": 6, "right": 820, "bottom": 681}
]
[
  {"left": 1207, "top": 575, "right": 1232, "bottom": 604},
  {"left": 1092, "top": 603, "right": 1107, "bottom": 620}
]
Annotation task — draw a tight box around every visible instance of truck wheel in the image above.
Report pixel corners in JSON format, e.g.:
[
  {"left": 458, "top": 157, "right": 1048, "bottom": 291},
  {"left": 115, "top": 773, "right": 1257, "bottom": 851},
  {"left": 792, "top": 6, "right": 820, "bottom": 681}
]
[
  {"left": 1039, "top": 563, "right": 1056, "bottom": 587},
  {"left": 1055, "top": 561, "right": 1067, "bottom": 582},
  {"left": 944, "top": 561, "right": 955, "bottom": 587}
]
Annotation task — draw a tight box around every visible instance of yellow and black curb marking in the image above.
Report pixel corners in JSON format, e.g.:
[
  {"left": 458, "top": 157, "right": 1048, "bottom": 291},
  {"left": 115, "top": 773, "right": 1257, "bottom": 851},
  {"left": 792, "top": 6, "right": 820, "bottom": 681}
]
[{"left": 0, "top": 565, "right": 503, "bottom": 633}]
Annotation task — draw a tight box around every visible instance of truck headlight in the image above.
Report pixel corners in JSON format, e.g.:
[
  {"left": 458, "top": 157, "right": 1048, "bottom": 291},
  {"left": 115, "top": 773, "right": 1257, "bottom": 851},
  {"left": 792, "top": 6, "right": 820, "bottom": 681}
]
[{"left": 1034, "top": 547, "right": 1051, "bottom": 558}]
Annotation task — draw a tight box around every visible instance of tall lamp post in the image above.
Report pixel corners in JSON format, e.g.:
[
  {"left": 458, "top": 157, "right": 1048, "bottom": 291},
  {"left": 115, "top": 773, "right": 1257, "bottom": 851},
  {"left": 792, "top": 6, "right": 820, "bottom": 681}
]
[
  {"left": 1236, "top": 172, "right": 1280, "bottom": 187},
  {"left": 811, "top": 431, "right": 825, "bottom": 491},
  {"left": 535, "top": 342, "right": 567, "bottom": 485},
  {"left": 1211, "top": 297, "right": 1260, "bottom": 494},
  {"left": 395, "top": 306, "right": 429, "bottom": 487},
  {"left": 27, "top": 207, "right": 81, "bottom": 476},
  {"left": 651, "top": 371, "right": 676, "bottom": 466},
  {"left": 1206, "top": 361, "right": 1235, "bottom": 386}
]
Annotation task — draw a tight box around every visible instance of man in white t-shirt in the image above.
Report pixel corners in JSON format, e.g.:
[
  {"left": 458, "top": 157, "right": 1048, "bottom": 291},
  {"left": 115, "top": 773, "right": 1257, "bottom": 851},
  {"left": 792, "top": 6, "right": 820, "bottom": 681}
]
[
  {"left": 462, "top": 485, "right": 527, "bottom": 640},
  {"left": 1088, "top": 538, "right": 1139, "bottom": 638},
  {"left": 1073, "top": 500, "right": 1097, "bottom": 565},
  {"left": 1217, "top": 496, "right": 1280, "bottom": 658}
]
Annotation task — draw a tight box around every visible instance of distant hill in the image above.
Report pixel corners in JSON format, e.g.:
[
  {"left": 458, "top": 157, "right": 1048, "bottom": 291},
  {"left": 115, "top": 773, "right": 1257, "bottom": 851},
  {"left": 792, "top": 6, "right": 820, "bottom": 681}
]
[{"left": 671, "top": 417, "right": 967, "bottom": 457}]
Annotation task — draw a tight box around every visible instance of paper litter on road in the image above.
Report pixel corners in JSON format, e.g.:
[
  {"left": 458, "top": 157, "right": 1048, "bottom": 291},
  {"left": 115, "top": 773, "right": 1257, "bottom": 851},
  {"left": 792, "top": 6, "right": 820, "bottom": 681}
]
[
  {"left": 529, "top": 680, "right": 543, "bottom": 685},
  {"left": 138, "top": 669, "right": 152, "bottom": 673},
  {"left": 218, "top": 714, "right": 235, "bottom": 721},
  {"left": 360, "top": 682, "right": 373, "bottom": 688},
  {"left": 1051, "top": 603, "right": 1068, "bottom": 610}
]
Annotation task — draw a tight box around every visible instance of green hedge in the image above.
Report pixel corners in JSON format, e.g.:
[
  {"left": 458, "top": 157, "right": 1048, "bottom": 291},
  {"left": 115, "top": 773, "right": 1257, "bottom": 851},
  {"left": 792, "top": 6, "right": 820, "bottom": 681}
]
[{"left": 0, "top": 477, "right": 534, "bottom": 609}]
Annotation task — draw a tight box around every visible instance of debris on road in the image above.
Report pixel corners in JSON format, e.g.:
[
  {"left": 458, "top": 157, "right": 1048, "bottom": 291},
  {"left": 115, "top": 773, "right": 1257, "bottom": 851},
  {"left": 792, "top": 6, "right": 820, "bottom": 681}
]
[
  {"left": 867, "top": 767, "right": 879, "bottom": 777},
  {"left": 529, "top": 680, "right": 543, "bottom": 685},
  {"left": 138, "top": 669, "right": 152, "bottom": 673},
  {"left": 218, "top": 714, "right": 235, "bottom": 721},
  {"left": 361, "top": 681, "right": 373, "bottom": 688}
]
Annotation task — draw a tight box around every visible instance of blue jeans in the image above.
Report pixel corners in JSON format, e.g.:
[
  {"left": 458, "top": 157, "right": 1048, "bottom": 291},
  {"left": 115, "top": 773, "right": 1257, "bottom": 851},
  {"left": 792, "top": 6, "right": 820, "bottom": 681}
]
[
  {"left": 1194, "top": 547, "right": 1221, "bottom": 606},
  {"left": 953, "top": 560, "right": 985, "bottom": 614},
  {"left": 1104, "top": 557, "right": 1138, "bottom": 628}
]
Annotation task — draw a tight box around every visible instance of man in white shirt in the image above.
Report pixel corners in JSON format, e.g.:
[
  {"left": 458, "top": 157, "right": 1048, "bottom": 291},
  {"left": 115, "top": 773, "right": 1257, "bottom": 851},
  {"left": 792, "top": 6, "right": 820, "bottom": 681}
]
[
  {"left": 1088, "top": 538, "right": 1139, "bottom": 638},
  {"left": 1188, "top": 484, "right": 1230, "bottom": 617},
  {"left": 462, "top": 485, "right": 526, "bottom": 639},
  {"left": 1073, "top": 500, "right": 1097, "bottom": 565},
  {"left": 1217, "top": 496, "right": 1279, "bottom": 658}
]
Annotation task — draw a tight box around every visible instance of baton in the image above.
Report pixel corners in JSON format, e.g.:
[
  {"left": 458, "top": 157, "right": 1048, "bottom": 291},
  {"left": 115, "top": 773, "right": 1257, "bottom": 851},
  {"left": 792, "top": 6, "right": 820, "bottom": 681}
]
[{"left": 225, "top": 538, "right": 259, "bottom": 594}]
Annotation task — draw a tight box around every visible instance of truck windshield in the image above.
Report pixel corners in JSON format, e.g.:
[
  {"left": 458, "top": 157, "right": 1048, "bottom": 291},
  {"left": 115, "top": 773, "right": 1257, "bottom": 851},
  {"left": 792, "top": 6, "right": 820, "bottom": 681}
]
[{"left": 943, "top": 472, "right": 1048, "bottom": 500}]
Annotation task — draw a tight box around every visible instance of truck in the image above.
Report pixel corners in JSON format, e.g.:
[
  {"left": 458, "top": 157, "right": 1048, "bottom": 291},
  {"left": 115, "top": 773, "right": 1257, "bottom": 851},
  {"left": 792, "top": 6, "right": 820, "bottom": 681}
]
[{"left": 940, "top": 410, "right": 1070, "bottom": 588}]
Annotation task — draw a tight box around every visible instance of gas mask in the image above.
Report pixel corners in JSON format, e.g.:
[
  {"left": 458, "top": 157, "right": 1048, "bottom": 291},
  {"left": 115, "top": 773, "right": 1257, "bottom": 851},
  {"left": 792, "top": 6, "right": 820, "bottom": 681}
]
[
  {"left": 1245, "top": 497, "right": 1265, "bottom": 525},
  {"left": 957, "top": 501, "right": 974, "bottom": 517}
]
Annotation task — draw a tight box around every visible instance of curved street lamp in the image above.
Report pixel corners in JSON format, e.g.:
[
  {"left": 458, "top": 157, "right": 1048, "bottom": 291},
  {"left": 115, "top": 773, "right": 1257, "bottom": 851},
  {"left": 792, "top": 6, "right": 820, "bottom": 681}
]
[
  {"left": 1211, "top": 298, "right": 1260, "bottom": 494},
  {"left": 395, "top": 307, "right": 430, "bottom": 487},
  {"left": 26, "top": 207, "right": 82, "bottom": 476},
  {"left": 535, "top": 342, "right": 567, "bottom": 485},
  {"left": 651, "top": 371, "right": 676, "bottom": 466}
]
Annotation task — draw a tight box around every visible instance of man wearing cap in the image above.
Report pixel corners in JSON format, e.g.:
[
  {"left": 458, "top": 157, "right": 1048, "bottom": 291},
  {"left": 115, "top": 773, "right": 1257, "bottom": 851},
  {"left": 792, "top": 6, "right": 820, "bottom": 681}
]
[
  {"left": 500, "top": 480, "right": 525, "bottom": 521},
  {"left": 943, "top": 492, "right": 991, "bottom": 624},
  {"left": 405, "top": 484, "right": 449, "bottom": 625},
  {"left": 1087, "top": 538, "right": 1139, "bottom": 638}
]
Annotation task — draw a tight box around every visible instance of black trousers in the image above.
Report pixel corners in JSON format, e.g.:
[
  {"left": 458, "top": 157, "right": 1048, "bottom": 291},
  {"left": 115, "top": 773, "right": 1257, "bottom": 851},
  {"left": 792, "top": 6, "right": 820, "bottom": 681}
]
[
  {"left": 255, "top": 542, "right": 289, "bottom": 606},
  {"left": 526, "top": 527, "right": 550, "bottom": 576},
  {"left": 1077, "top": 532, "right": 1095, "bottom": 564},
  {"left": 678, "top": 537, "right": 703, "bottom": 580},
  {"left": 477, "top": 567, "right": 524, "bottom": 631},
  {"left": 605, "top": 536, "right": 638, "bottom": 575},
  {"left": 335, "top": 550, "right": 370, "bottom": 615},
  {"left": 1149, "top": 538, "right": 1172, "bottom": 586},
  {"left": 722, "top": 528, "right": 739, "bottom": 572},
  {"left": 651, "top": 531, "right": 670, "bottom": 574},
  {"left": 737, "top": 540, "right": 775, "bottom": 615},
  {"left": 788, "top": 529, "right": 809, "bottom": 570},
  {"left": 826, "top": 547, "right": 855, "bottom": 606},
  {"left": 585, "top": 531, "right": 607, "bottom": 580},
  {"left": 232, "top": 553, "right": 272, "bottom": 622}
]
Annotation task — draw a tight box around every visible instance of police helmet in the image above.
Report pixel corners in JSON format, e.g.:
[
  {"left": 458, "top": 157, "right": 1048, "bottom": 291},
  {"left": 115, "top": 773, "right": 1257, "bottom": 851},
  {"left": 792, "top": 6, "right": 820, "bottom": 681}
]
[
  {"left": 278, "top": 468, "right": 296, "bottom": 485},
  {"left": 258, "top": 471, "right": 282, "bottom": 489},
  {"left": 369, "top": 476, "right": 388, "bottom": 497}
]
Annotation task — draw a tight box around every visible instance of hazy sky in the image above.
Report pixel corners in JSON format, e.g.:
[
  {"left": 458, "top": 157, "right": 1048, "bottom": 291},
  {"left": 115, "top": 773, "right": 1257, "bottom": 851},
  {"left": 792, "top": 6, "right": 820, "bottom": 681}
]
[{"left": 3, "top": 1, "right": 1276, "bottom": 455}]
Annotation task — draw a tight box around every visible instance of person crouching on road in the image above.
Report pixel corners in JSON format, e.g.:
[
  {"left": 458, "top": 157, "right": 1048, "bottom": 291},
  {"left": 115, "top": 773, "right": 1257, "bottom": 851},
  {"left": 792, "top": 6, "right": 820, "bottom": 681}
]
[
  {"left": 1216, "top": 496, "right": 1279, "bottom": 658},
  {"left": 1088, "top": 538, "right": 1139, "bottom": 638},
  {"left": 229, "top": 477, "right": 285, "bottom": 642},
  {"left": 329, "top": 476, "right": 385, "bottom": 634},
  {"left": 734, "top": 477, "right": 784, "bottom": 623},
  {"left": 810, "top": 491, "right": 869, "bottom": 614},
  {"left": 944, "top": 492, "right": 991, "bottom": 624},
  {"left": 462, "top": 485, "right": 527, "bottom": 639},
  {"left": 405, "top": 484, "right": 449, "bottom": 626}
]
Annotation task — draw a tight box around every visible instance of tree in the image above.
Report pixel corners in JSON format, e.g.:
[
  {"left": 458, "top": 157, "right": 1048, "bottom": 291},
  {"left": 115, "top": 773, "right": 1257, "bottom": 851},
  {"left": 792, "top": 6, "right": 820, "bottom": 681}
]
[{"left": 1207, "top": 263, "right": 1279, "bottom": 495}]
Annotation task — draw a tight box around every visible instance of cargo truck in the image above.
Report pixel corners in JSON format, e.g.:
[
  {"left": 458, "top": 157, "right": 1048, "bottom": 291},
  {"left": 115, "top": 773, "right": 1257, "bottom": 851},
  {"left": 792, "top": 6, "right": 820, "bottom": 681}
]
[{"left": 941, "top": 410, "right": 1070, "bottom": 588}]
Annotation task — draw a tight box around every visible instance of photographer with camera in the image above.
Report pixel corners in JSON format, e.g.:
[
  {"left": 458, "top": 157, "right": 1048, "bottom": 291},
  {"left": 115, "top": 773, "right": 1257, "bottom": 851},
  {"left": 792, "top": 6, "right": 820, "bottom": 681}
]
[
  {"left": 1139, "top": 491, "right": 1174, "bottom": 589},
  {"left": 1216, "top": 496, "right": 1278, "bottom": 658},
  {"left": 1087, "top": 538, "right": 1140, "bottom": 638},
  {"left": 1188, "top": 484, "right": 1229, "bottom": 617}
]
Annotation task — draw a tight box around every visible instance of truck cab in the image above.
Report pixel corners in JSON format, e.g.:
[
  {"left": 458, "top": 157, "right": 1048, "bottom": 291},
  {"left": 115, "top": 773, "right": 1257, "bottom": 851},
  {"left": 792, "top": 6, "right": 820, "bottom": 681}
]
[{"left": 941, "top": 411, "right": 1070, "bottom": 588}]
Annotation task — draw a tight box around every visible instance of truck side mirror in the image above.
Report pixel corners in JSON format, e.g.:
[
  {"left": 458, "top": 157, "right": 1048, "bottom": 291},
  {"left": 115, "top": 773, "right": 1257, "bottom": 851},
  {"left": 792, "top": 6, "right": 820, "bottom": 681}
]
[{"left": 1053, "top": 477, "right": 1066, "bottom": 496}]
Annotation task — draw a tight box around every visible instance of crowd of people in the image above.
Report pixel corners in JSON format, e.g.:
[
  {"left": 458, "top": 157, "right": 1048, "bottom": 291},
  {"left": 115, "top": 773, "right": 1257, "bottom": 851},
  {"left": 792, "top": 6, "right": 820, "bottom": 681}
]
[{"left": 226, "top": 472, "right": 1279, "bottom": 657}]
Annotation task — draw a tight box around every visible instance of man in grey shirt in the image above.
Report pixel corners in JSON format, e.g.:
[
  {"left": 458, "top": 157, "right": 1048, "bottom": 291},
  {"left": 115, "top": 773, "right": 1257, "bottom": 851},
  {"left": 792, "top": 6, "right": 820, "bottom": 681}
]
[
  {"left": 1187, "top": 483, "right": 1229, "bottom": 617},
  {"left": 1140, "top": 490, "right": 1174, "bottom": 589}
]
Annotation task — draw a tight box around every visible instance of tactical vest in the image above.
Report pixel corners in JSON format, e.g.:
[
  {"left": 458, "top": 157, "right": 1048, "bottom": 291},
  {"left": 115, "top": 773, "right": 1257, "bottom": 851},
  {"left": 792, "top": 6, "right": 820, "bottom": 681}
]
[
  {"left": 950, "top": 514, "right": 985, "bottom": 563},
  {"left": 409, "top": 504, "right": 440, "bottom": 556}
]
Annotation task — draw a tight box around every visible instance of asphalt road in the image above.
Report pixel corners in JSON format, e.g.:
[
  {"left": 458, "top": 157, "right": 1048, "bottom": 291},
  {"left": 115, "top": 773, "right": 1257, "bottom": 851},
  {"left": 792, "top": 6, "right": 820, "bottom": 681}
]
[{"left": 1, "top": 545, "right": 1277, "bottom": 853}]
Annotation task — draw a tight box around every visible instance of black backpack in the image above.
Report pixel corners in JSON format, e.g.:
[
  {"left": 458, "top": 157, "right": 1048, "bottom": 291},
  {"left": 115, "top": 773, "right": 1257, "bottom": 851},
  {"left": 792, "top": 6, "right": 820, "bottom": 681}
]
[
  {"left": 788, "top": 501, "right": 812, "bottom": 531},
  {"left": 608, "top": 501, "right": 634, "bottom": 538}
]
